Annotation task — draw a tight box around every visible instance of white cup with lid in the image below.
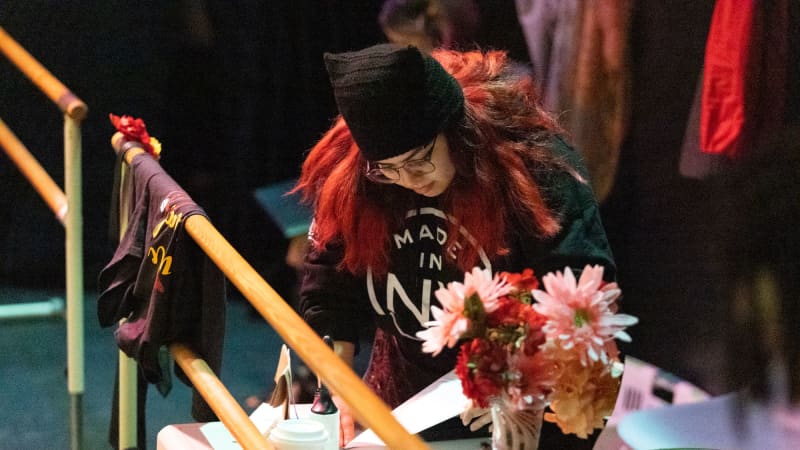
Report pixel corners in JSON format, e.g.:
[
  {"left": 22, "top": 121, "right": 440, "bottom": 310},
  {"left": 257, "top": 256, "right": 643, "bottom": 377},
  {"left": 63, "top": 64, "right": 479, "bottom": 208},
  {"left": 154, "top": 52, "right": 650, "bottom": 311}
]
[{"left": 269, "top": 418, "right": 329, "bottom": 450}]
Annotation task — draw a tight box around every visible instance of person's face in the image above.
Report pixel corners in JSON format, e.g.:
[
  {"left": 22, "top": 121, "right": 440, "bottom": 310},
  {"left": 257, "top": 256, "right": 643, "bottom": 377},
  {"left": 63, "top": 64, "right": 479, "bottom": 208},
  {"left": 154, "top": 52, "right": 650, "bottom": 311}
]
[
  {"left": 369, "top": 133, "right": 456, "bottom": 197},
  {"left": 383, "top": 26, "right": 435, "bottom": 54}
]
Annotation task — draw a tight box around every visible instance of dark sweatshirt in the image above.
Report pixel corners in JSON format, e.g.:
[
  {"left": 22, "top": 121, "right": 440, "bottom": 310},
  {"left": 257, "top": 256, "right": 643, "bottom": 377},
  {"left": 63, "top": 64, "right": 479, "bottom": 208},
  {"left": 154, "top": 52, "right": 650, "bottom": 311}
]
[{"left": 300, "top": 138, "right": 614, "bottom": 440}]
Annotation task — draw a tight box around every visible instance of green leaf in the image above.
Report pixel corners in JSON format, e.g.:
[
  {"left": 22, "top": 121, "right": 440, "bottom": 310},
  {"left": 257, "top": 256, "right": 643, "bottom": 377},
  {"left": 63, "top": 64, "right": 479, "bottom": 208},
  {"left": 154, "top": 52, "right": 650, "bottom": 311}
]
[{"left": 462, "top": 293, "right": 487, "bottom": 339}]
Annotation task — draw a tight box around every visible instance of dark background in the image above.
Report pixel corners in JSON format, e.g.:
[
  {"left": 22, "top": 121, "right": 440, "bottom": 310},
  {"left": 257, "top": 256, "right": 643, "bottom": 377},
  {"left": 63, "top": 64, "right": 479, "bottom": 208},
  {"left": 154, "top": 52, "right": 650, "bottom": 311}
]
[
  {"left": 0, "top": 1, "right": 387, "bottom": 298},
  {"left": 4, "top": 0, "right": 796, "bottom": 448},
  {"left": 0, "top": 0, "right": 530, "bottom": 303}
]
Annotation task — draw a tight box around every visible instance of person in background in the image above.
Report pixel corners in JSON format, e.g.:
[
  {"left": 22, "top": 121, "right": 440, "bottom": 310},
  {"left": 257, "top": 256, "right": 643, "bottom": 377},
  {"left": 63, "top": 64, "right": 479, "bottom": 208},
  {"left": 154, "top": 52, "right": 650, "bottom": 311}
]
[
  {"left": 720, "top": 124, "right": 800, "bottom": 448},
  {"left": 295, "top": 43, "right": 615, "bottom": 447},
  {"left": 619, "top": 124, "right": 800, "bottom": 450},
  {"left": 378, "top": 0, "right": 480, "bottom": 53},
  {"left": 513, "top": 0, "right": 632, "bottom": 203}
]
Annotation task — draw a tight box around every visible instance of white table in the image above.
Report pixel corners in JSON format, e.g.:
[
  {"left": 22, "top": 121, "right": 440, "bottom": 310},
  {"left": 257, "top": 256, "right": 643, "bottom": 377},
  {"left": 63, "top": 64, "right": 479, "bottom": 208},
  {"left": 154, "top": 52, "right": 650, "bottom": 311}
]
[{"left": 157, "top": 423, "right": 488, "bottom": 450}]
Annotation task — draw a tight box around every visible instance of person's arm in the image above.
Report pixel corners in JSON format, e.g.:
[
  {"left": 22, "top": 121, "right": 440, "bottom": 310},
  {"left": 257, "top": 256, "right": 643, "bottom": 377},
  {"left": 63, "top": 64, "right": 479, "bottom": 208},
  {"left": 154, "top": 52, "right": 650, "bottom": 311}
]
[
  {"left": 299, "top": 239, "right": 365, "bottom": 345},
  {"left": 299, "top": 237, "right": 367, "bottom": 446},
  {"left": 523, "top": 137, "right": 616, "bottom": 280}
]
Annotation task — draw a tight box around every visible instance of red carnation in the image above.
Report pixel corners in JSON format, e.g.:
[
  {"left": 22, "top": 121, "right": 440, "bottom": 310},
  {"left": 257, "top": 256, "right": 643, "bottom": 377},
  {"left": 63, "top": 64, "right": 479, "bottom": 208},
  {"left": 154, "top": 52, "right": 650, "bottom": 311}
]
[
  {"left": 456, "top": 338, "right": 506, "bottom": 407},
  {"left": 487, "top": 296, "right": 524, "bottom": 328},
  {"left": 521, "top": 308, "right": 547, "bottom": 355},
  {"left": 500, "top": 268, "right": 539, "bottom": 291}
]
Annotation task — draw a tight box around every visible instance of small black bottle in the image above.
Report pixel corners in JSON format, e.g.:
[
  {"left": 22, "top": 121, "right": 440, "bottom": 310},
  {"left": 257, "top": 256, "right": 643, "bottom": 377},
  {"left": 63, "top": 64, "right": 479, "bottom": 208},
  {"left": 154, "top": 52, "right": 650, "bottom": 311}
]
[{"left": 310, "top": 336, "right": 340, "bottom": 450}]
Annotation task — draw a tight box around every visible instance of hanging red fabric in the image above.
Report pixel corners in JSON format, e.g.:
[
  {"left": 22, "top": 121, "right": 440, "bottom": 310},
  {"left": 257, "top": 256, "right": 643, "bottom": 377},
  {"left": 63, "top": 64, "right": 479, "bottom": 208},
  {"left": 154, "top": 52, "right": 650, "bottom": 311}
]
[{"left": 700, "top": 0, "right": 788, "bottom": 158}]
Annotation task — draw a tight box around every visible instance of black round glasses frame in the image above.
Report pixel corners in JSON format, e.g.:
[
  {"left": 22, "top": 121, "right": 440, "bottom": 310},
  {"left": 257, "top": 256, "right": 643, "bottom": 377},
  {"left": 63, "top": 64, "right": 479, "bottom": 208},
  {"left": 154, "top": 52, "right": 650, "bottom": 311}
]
[{"left": 364, "top": 136, "right": 437, "bottom": 184}]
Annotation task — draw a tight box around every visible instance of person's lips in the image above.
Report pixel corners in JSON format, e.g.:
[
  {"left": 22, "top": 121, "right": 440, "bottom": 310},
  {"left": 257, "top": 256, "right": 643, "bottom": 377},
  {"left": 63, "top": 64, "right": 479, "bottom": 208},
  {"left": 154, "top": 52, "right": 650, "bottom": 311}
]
[{"left": 415, "top": 181, "right": 435, "bottom": 195}]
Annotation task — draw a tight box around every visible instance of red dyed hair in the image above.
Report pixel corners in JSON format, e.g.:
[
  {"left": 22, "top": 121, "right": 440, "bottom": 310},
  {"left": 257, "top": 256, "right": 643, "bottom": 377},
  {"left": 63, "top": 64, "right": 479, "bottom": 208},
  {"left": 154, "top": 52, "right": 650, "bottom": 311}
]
[{"left": 295, "top": 49, "right": 578, "bottom": 276}]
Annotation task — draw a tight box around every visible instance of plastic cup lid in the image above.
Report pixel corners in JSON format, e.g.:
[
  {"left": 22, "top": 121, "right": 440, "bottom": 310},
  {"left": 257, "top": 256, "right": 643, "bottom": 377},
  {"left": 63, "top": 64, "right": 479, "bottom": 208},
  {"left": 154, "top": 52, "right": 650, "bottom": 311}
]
[{"left": 269, "top": 419, "right": 328, "bottom": 443}]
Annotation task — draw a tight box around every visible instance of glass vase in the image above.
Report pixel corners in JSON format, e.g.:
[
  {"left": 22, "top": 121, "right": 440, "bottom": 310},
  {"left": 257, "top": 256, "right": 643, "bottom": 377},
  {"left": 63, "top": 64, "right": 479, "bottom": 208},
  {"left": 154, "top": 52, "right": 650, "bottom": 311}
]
[{"left": 490, "top": 399, "right": 543, "bottom": 450}]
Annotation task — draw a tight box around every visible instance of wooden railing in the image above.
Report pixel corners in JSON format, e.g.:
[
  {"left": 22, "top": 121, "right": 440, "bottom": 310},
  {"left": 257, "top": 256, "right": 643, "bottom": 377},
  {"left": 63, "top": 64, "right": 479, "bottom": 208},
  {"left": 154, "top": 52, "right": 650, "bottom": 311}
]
[
  {"left": 0, "top": 25, "right": 87, "bottom": 450},
  {"left": 113, "top": 135, "right": 430, "bottom": 450},
  {"left": 0, "top": 27, "right": 88, "bottom": 121}
]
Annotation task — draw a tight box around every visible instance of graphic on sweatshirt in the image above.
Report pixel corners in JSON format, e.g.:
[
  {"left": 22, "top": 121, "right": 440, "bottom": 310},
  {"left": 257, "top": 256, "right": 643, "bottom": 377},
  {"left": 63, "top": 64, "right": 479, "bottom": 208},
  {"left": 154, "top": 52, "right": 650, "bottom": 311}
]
[{"left": 366, "top": 206, "right": 490, "bottom": 340}]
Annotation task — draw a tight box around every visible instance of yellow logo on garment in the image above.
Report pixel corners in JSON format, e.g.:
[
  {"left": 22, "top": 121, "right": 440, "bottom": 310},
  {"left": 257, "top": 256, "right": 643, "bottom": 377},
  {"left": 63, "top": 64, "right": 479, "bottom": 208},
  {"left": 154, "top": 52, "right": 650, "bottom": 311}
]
[
  {"left": 152, "top": 209, "right": 183, "bottom": 239},
  {"left": 148, "top": 245, "right": 173, "bottom": 276}
]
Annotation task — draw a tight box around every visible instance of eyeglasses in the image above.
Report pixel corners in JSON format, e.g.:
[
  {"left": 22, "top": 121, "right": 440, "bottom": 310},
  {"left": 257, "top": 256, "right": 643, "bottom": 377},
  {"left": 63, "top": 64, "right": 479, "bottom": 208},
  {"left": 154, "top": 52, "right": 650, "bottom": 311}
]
[{"left": 365, "top": 136, "right": 437, "bottom": 184}]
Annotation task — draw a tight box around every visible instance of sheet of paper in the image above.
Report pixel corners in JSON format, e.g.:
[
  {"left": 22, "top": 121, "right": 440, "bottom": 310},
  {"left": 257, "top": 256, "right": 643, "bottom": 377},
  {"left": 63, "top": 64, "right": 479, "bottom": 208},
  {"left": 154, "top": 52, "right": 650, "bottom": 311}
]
[
  {"left": 199, "top": 422, "right": 241, "bottom": 450},
  {"left": 200, "top": 403, "right": 314, "bottom": 448},
  {"left": 345, "top": 370, "right": 469, "bottom": 448}
]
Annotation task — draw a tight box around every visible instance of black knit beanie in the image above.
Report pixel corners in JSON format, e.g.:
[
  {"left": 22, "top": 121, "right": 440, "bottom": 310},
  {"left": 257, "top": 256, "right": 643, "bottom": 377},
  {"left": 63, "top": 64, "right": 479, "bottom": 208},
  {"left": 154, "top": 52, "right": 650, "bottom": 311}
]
[{"left": 324, "top": 44, "right": 464, "bottom": 161}]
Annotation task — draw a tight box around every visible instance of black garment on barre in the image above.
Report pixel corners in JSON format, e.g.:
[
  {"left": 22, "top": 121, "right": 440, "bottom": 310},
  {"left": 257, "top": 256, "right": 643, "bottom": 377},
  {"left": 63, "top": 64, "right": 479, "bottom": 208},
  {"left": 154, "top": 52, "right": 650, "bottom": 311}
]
[{"left": 98, "top": 152, "right": 226, "bottom": 426}]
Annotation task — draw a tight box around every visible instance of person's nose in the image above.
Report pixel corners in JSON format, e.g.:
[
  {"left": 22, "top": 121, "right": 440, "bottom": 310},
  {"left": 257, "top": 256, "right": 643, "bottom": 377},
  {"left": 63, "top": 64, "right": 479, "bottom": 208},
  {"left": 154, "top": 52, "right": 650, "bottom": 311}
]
[{"left": 396, "top": 169, "right": 425, "bottom": 189}]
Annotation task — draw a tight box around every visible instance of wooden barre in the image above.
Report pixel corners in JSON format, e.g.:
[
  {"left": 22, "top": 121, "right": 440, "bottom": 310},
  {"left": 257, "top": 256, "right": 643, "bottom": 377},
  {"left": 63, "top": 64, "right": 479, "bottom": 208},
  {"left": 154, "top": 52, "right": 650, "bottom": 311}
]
[
  {"left": 170, "top": 343, "right": 271, "bottom": 450},
  {"left": 0, "top": 26, "right": 88, "bottom": 121},
  {"left": 112, "top": 133, "right": 430, "bottom": 450},
  {"left": 182, "top": 216, "right": 430, "bottom": 449},
  {"left": 0, "top": 117, "right": 68, "bottom": 223}
]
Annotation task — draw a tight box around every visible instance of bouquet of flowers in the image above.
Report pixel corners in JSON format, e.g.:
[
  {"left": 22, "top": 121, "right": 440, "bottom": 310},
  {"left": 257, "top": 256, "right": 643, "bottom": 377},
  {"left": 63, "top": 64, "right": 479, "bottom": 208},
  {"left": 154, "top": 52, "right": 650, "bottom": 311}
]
[{"left": 416, "top": 265, "right": 637, "bottom": 447}]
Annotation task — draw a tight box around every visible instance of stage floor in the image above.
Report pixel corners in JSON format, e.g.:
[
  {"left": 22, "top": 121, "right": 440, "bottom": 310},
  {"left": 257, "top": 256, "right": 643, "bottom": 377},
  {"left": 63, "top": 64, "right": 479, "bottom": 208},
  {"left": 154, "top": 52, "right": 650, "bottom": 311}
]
[{"left": 0, "top": 284, "right": 286, "bottom": 449}]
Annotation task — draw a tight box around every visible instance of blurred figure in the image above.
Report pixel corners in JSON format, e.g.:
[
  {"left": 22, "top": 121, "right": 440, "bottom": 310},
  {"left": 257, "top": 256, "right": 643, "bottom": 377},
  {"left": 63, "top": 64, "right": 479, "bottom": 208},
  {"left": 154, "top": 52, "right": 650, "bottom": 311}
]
[
  {"left": 720, "top": 123, "right": 800, "bottom": 448},
  {"left": 513, "top": 0, "right": 632, "bottom": 202},
  {"left": 619, "top": 124, "right": 800, "bottom": 450},
  {"left": 378, "top": 0, "right": 480, "bottom": 52}
]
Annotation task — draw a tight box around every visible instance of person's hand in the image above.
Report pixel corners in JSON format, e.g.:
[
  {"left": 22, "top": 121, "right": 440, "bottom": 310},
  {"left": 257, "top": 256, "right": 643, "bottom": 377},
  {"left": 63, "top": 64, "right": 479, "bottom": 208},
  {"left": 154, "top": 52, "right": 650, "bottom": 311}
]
[
  {"left": 330, "top": 340, "right": 356, "bottom": 446},
  {"left": 332, "top": 392, "right": 355, "bottom": 447},
  {"left": 285, "top": 235, "right": 309, "bottom": 270},
  {"left": 460, "top": 401, "right": 492, "bottom": 431}
]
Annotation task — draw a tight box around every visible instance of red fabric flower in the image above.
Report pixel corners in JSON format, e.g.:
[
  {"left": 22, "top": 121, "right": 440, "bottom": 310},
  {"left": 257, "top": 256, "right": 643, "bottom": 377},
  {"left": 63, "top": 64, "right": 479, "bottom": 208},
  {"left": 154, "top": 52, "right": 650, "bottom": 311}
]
[{"left": 109, "top": 113, "right": 156, "bottom": 156}]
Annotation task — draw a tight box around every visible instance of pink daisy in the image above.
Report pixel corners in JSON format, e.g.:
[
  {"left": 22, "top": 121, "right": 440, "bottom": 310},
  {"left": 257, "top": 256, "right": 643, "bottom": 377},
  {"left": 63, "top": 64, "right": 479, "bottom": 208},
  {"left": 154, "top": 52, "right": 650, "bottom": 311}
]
[
  {"left": 532, "top": 265, "right": 638, "bottom": 366},
  {"left": 417, "top": 267, "right": 512, "bottom": 355},
  {"left": 417, "top": 304, "right": 469, "bottom": 356}
]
